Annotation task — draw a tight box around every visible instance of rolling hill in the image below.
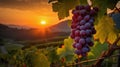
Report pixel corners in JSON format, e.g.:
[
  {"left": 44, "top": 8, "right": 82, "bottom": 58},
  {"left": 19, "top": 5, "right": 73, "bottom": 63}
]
[{"left": 0, "top": 20, "right": 71, "bottom": 41}]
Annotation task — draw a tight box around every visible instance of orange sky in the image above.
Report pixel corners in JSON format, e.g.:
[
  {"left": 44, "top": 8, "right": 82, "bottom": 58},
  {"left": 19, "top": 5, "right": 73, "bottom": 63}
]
[{"left": 0, "top": 0, "right": 71, "bottom": 28}]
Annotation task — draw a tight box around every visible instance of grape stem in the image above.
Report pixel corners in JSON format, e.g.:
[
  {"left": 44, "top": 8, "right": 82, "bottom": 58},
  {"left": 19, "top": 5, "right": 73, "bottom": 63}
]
[{"left": 93, "top": 36, "right": 120, "bottom": 67}]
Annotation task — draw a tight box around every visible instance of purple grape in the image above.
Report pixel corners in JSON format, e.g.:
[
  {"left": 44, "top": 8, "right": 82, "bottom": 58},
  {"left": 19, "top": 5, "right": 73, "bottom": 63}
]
[
  {"left": 84, "top": 15, "right": 90, "bottom": 21},
  {"left": 92, "top": 29, "right": 96, "bottom": 34},
  {"left": 71, "top": 23, "right": 77, "bottom": 29},
  {"left": 89, "top": 19, "right": 94, "bottom": 23},
  {"left": 80, "top": 25, "right": 86, "bottom": 30},
  {"left": 72, "top": 9, "right": 75, "bottom": 14},
  {"left": 85, "top": 37, "right": 92, "bottom": 43},
  {"left": 86, "top": 29, "right": 92, "bottom": 36},
  {"left": 85, "top": 5, "right": 91, "bottom": 11},
  {"left": 80, "top": 30, "right": 86, "bottom": 36},
  {"left": 76, "top": 5, "right": 80, "bottom": 10},
  {"left": 75, "top": 30, "right": 80, "bottom": 36},
  {"left": 74, "top": 37, "right": 80, "bottom": 43},
  {"left": 91, "top": 27, "right": 96, "bottom": 34},
  {"left": 72, "top": 16, "right": 78, "bottom": 23},
  {"left": 79, "top": 9, "right": 86, "bottom": 16},
  {"left": 90, "top": 9, "right": 96, "bottom": 16},
  {"left": 73, "top": 10, "right": 79, "bottom": 17},
  {"left": 75, "top": 50, "right": 81, "bottom": 55},
  {"left": 79, "top": 20, "right": 86, "bottom": 25},
  {"left": 76, "top": 43, "right": 82, "bottom": 49},
  {"left": 71, "top": 29, "right": 76, "bottom": 34},
  {"left": 79, "top": 38, "right": 85, "bottom": 45},
  {"left": 72, "top": 42, "right": 77, "bottom": 48},
  {"left": 70, "top": 33, "right": 75, "bottom": 39},
  {"left": 82, "top": 47, "right": 90, "bottom": 53},
  {"left": 84, "top": 23, "right": 91, "bottom": 29},
  {"left": 81, "top": 52, "right": 87, "bottom": 57},
  {"left": 89, "top": 19, "right": 94, "bottom": 26},
  {"left": 76, "top": 25, "right": 80, "bottom": 30},
  {"left": 77, "top": 16, "right": 83, "bottom": 21}
]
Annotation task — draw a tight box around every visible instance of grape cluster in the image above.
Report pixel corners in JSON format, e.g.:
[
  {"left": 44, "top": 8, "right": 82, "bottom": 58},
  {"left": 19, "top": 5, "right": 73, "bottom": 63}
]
[{"left": 70, "top": 5, "right": 98, "bottom": 57}]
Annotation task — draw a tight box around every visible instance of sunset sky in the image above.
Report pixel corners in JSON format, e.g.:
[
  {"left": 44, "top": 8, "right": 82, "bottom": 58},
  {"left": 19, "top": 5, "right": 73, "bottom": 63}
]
[{"left": 0, "top": 0, "right": 70, "bottom": 28}]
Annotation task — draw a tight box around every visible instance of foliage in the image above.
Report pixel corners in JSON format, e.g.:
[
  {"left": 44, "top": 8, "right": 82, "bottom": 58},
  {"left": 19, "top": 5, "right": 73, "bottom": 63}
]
[
  {"left": 56, "top": 37, "right": 75, "bottom": 62},
  {"left": 46, "top": 47, "right": 60, "bottom": 63},
  {"left": 50, "top": 0, "right": 120, "bottom": 45},
  {"left": 0, "top": 46, "right": 51, "bottom": 67},
  {"left": 52, "top": 0, "right": 80, "bottom": 19},
  {"left": 88, "top": 41, "right": 108, "bottom": 59},
  {"left": 94, "top": 16, "right": 118, "bottom": 44},
  {"left": 24, "top": 47, "right": 50, "bottom": 67},
  {"left": 50, "top": 0, "right": 119, "bottom": 20}
]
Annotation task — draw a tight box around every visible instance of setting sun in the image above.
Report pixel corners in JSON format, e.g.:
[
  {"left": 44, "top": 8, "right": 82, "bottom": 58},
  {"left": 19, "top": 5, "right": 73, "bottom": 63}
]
[{"left": 40, "top": 20, "right": 46, "bottom": 25}]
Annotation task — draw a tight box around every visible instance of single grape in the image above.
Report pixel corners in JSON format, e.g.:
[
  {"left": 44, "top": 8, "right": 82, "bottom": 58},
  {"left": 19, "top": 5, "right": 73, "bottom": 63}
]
[
  {"left": 79, "top": 38, "right": 85, "bottom": 45},
  {"left": 90, "top": 9, "right": 96, "bottom": 16},
  {"left": 91, "top": 27, "right": 96, "bottom": 34},
  {"left": 71, "top": 29, "right": 76, "bottom": 34},
  {"left": 85, "top": 37, "right": 92, "bottom": 43},
  {"left": 81, "top": 52, "right": 87, "bottom": 57},
  {"left": 76, "top": 25, "right": 80, "bottom": 30},
  {"left": 84, "top": 15, "right": 90, "bottom": 21},
  {"left": 72, "top": 42, "right": 77, "bottom": 48},
  {"left": 72, "top": 9, "right": 75, "bottom": 14},
  {"left": 74, "top": 37, "right": 80, "bottom": 43},
  {"left": 82, "top": 47, "right": 90, "bottom": 53},
  {"left": 75, "top": 30, "right": 80, "bottom": 36},
  {"left": 85, "top": 5, "right": 91, "bottom": 11},
  {"left": 79, "top": 20, "right": 86, "bottom": 25},
  {"left": 84, "top": 23, "right": 91, "bottom": 29},
  {"left": 76, "top": 43, "right": 82, "bottom": 49},
  {"left": 72, "top": 16, "right": 77, "bottom": 22},
  {"left": 86, "top": 29, "right": 92, "bottom": 36},
  {"left": 70, "top": 33, "right": 75, "bottom": 39},
  {"left": 71, "top": 23, "right": 77, "bottom": 29},
  {"left": 88, "top": 19, "right": 94, "bottom": 26},
  {"left": 80, "top": 30, "right": 86, "bottom": 36},
  {"left": 77, "top": 16, "right": 83, "bottom": 21},
  {"left": 92, "top": 29, "right": 96, "bottom": 34},
  {"left": 80, "top": 25, "right": 86, "bottom": 30},
  {"left": 73, "top": 10, "right": 79, "bottom": 17},
  {"left": 79, "top": 9, "right": 86, "bottom": 16},
  {"left": 75, "top": 50, "right": 81, "bottom": 55}
]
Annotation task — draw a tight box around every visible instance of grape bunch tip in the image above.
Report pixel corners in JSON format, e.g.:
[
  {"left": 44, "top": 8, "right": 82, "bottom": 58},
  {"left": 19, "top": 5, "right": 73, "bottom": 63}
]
[{"left": 70, "top": 5, "right": 99, "bottom": 57}]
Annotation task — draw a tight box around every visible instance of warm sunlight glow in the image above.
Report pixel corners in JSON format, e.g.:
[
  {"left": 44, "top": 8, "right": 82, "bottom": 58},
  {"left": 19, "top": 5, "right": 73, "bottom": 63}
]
[{"left": 40, "top": 20, "right": 46, "bottom": 25}]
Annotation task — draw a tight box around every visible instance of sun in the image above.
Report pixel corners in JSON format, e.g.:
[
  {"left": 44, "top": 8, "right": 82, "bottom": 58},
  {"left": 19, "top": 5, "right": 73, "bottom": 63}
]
[{"left": 40, "top": 20, "right": 46, "bottom": 25}]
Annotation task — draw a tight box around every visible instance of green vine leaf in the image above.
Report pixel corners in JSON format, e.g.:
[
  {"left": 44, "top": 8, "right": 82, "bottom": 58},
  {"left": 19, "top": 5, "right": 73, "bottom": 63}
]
[
  {"left": 94, "top": 16, "right": 118, "bottom": 44},
  {"left": 56, "top": 37, "right": 75, "bottom": 62},
  {"left": 89, "top": 41, "right": 108, "bottom": 58},
  {"left": 52, "top": 0, "right": 80, "bottom": 19},
  {"left": 33, "top": 53, "right": 50, "bottom": 67}
]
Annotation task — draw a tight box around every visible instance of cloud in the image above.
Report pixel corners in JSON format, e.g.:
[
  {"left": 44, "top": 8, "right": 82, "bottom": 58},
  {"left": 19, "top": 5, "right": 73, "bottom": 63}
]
[{"left": 0, "top": 0, "right": 49, "bottom": 10}]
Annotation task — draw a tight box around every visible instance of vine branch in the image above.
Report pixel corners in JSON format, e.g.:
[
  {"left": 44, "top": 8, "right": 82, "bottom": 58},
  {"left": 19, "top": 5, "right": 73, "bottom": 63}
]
[{"left": 93, "top": 36, "right": 120, "bottom": 67}]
